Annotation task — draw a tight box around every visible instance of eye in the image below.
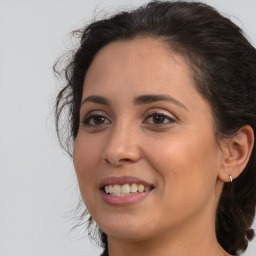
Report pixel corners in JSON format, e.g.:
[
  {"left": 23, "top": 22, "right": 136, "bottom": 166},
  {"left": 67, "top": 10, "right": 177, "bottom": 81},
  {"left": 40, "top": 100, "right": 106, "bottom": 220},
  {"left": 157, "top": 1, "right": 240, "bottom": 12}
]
[
  {"left": 82, "top": 113, "right": 111, "bottom": 127},
  {"left": 144, "top": 112, "right": 175, "bottom": 125}
]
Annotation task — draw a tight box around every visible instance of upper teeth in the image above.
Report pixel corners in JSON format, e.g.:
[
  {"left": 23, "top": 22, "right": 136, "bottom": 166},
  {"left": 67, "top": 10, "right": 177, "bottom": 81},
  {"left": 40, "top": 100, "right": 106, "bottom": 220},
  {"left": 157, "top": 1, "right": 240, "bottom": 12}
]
[{"left": 104, "top": 184, "right": 150, "bottom": 196}]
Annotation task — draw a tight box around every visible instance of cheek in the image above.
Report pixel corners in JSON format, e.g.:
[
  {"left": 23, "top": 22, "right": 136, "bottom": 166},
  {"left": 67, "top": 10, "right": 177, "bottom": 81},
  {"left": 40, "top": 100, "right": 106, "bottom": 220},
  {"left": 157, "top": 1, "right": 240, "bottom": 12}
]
[
  {"left": 146, "top": 132, "right": 218, "bottom": 173},
  {"left": 73, "top": 134, "right": 102, "bottom": 200},
  {"left": 144, "top": 131, "right": 220, "bottom": 209}
]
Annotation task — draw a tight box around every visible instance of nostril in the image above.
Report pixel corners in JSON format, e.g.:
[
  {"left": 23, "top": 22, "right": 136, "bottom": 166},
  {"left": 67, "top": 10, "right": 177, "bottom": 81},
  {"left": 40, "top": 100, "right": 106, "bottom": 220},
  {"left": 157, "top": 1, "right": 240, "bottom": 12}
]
[
  {"left": 120, "top": 158, "right": 133, "bottom": 162},
  {"left": 104, "top": 158, "right": 112, "bottom": 164},
  {"left": 104, "top": 157, "right": 133, "bottom": 165}
]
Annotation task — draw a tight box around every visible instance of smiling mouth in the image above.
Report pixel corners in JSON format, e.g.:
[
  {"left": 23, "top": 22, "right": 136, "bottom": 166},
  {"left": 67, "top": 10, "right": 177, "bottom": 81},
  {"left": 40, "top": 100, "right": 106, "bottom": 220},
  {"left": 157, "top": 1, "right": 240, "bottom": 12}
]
[{"left": 104, "top": 184, "right": 154, "bottom": 197}]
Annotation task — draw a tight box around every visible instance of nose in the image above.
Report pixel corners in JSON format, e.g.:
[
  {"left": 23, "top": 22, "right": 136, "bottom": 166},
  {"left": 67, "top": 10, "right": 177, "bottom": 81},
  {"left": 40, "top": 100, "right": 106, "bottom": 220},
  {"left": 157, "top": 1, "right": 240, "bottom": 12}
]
[{"left": 102, "top": 124, "right": 141, "bottom": 166}]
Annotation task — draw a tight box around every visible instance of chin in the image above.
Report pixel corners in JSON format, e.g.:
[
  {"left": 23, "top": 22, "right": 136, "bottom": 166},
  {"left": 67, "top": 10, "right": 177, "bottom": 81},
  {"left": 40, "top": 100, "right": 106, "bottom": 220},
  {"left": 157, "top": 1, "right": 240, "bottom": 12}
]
[{"left": 96, "top": 213, "right": 161, "bottom": 242}]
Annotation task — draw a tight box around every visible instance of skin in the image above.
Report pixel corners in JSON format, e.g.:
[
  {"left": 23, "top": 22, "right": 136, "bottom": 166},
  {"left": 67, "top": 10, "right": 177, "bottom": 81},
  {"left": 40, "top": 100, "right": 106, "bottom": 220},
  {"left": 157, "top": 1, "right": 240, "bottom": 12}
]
[{"left": 73, "top": 37, "right": 253, "bottom": 256}]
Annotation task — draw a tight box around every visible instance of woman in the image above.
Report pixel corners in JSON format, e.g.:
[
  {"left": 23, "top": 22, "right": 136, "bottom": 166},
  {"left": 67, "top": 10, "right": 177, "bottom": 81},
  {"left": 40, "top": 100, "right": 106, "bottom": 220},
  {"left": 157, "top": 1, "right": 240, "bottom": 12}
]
[{"left": 54, "top": 1, "right": 256, "bottom": 255}]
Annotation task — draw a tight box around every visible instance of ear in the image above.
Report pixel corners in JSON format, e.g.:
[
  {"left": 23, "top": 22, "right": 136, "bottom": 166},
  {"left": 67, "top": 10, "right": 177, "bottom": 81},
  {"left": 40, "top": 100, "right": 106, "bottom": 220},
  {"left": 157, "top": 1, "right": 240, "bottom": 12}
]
[{"left": 218, "top": 125, "right": 254, "bottom": 183}]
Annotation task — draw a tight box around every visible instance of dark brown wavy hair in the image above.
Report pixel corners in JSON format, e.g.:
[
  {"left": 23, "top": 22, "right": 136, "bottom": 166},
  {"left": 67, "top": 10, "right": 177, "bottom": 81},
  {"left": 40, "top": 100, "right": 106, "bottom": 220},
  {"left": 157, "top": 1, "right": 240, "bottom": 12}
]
[{"left": 54, "top": 1, "right": 256, "bottom": 255}]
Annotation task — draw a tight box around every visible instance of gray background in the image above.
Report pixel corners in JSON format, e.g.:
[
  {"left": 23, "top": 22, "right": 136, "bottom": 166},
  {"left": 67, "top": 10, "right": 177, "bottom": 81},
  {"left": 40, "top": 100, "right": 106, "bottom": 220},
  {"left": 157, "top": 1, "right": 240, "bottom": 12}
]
[{"left": 0, "top": 0, "right": 255, "bottom": 255}]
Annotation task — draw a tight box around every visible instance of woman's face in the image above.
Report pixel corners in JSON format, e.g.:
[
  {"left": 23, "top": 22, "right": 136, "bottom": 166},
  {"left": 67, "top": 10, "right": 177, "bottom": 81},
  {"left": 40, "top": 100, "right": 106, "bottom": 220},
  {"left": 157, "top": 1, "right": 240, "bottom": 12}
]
[{"left": 73, "top": 38, "right": 224, "bottom": 242}]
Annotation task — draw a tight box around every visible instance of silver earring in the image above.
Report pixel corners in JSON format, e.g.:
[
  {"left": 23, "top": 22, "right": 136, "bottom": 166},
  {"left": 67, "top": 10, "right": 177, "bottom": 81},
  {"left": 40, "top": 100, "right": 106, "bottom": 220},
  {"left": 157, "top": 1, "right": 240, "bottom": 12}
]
[{"left": 229, "top": 175, "right": 233, "bottom": 183}]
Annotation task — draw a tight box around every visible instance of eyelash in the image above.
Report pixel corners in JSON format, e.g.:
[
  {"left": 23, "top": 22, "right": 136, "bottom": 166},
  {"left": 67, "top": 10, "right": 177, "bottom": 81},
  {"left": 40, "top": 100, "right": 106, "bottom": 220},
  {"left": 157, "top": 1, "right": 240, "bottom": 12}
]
[
  {"left": 81, "top": 111, "right": 176, "bottom": 128},
  {"left": 82, "top": 113, "right": 111, "bottom": 127},
  {"left": 144, "top": 112, "right": 176, "bottom": 126}
]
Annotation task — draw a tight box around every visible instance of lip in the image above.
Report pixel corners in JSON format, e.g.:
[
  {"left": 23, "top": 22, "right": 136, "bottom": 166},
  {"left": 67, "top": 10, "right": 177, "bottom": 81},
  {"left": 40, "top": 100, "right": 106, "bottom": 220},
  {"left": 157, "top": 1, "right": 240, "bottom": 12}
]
[
  {"left": 101, "top": 190, "right": 153, "bottom": 206},
  {"left": 99, "top": 176, "right": 155, "bottom": 206},
  {"left": 99, "top": 175, "right": 154, "bottom": 189}
]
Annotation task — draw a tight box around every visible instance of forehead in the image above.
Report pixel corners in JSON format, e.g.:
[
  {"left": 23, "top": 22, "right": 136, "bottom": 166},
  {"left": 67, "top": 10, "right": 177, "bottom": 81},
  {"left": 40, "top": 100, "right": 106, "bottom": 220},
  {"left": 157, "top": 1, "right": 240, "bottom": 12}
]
[{"left": 83, "top": 37, "right": 195, "bottom": 95}]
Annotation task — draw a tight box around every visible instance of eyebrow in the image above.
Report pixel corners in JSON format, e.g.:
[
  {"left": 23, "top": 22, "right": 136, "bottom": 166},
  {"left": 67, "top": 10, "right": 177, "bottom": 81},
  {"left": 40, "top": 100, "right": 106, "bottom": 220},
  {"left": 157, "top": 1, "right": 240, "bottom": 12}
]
[
  {"left": 81, "top": 94, "right": 187, "bottom": 111},
  {"left": 134, "top": 94, "right": 188, "bottom": 110},
  {"left": 81, "top": 95, "right": 110, "bottom": 106}
]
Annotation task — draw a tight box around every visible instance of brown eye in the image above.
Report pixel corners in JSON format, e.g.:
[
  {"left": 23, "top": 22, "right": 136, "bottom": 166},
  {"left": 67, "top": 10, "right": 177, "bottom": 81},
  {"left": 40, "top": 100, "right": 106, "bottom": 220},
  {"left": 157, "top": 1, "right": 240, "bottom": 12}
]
[
  {"left": 144, "top": 112, "right": 175, "bottom": 126},
  {"left": 82, "top": 114, "right": 111, "bottom": 127},
  {"left": 93, "top": 116, "right": 106, "bottom": 125},
  {"left": 152, "top": 113, "right": 166, "bottom": 124}
]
